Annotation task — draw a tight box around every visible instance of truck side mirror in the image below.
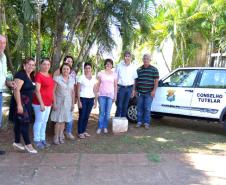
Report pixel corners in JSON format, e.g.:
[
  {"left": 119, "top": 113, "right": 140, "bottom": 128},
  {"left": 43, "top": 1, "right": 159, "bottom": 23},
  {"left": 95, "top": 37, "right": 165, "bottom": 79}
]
[{"left": 158, "top": 80, "right": 163, "bottom": 87}]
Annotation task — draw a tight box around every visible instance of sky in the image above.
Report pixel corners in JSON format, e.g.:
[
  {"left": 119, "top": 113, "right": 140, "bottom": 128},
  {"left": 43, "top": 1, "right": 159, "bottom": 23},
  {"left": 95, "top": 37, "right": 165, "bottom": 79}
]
[{"left": 81, "top": 0, "right": 175, "bottom": 77}]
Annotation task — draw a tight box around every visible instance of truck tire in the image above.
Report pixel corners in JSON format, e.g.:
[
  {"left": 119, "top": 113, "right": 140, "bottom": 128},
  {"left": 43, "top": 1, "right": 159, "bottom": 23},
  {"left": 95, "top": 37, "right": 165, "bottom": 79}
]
[
  {"left": 127, "top": 104, "right": 137, "bottom": 123},
  {"left": 223, "top": 115, "right": 226, "bottom": 132}
]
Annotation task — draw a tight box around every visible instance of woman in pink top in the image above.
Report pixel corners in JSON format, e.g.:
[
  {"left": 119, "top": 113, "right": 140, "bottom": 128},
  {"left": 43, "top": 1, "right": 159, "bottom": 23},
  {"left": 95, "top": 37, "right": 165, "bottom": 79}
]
[{"left": 96, "top": 59, "right": 117, "bottom": 134}]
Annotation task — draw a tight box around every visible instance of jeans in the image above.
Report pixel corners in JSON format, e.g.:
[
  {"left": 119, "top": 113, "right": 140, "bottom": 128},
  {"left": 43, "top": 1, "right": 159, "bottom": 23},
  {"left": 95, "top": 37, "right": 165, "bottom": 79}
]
[
  {"left": 137, "top": 92, "right": 153, "bottom": 125},
  {"left": 115, "top": 86, "right": 133, "bottom": 117},
  {"left": 14, "top": 117, "right": 31, "bottom": 145},
  {"left": 98, "top": 96, "right": 113, "bottom": 129},
  {"left": 65, "top": 120, "right": 73, "bottom": 134},
  {"left": 0, "top": 92, "right": 2, "bottom": 127},
  {"left": 32, "top": 104, "right": 51, "bottom": 142},
  {"left": 77, "top": 97, "right": 94, "bottom": 134}
]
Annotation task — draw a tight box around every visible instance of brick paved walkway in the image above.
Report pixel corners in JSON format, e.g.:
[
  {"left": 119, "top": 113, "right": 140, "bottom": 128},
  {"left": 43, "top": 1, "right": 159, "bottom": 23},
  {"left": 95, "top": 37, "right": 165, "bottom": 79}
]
[{"left": 1, "top": 152, "right": 226, "bottom": 185}]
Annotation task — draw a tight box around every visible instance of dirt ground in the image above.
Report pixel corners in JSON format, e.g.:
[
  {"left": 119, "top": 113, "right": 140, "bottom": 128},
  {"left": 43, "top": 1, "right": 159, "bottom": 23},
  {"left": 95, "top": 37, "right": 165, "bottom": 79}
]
[
  {"left": 1, "top": 106, "right": 226, "bottom": 185},
  {"left": 1, "top": 112, "right": 226, "bottom": 155}
]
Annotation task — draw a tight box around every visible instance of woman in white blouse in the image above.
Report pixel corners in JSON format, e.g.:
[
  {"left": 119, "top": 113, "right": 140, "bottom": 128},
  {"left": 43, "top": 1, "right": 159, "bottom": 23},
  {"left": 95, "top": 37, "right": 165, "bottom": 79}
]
[{"left": 77, "top": 62, "right": 97, "bottom": 139}]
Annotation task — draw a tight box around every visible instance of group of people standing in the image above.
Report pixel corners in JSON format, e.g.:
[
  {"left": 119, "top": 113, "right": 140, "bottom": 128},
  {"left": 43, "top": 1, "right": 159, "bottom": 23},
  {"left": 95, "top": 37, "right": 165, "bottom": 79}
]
[{"left": 0, "top": 34, "right": 159, "bottom": 155}]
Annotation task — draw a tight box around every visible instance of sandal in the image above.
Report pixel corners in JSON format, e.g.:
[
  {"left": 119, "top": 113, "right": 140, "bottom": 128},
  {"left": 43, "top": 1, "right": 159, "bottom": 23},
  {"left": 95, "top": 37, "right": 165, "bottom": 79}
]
[
  {"left": 78, "top": 134, "right": 85, "bottom": 139},
  {"left": 84, "top": 132, "right": 91, "bottom": 137}
]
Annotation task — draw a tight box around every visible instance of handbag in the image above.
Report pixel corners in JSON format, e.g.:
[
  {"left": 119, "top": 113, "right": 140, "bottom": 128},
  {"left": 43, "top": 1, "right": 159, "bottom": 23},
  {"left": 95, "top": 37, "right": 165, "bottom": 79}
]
[{"left": 16, "top": 95, "right": 31, "bottom": 123}]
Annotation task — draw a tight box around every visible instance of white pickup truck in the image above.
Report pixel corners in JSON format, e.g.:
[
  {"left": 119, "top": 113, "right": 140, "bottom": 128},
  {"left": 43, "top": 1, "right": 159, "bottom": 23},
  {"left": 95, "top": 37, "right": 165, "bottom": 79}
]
[{"left": 127, "top": 67, "right": 226, "bottom": 130}]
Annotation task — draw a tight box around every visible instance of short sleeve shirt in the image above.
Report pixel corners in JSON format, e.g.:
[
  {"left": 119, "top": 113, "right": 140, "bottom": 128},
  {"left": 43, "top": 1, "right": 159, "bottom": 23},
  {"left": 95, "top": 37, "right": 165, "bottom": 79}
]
[
  {"left": 54, "top": 75, "right": 75, "bottom": 98},
  {"left": 78, "top": 75, "right": 96, "bottom": 98},
  {"left": 54, "top": 69, "right": 77, "bottom": 84},
  {"left": 98, "top": 71, "right": 117, "bottom": 99},
  {"left": 70, "top": 70, "right": 77, "bottom": 84},
  {"left": 0, "top": 53, "right": 7, "bottom": 92},
  {"left": 115, "top": 61, "right": 138, "bottom": 86},
  {"left": 136, "top": 65, "right": 159, "bottom": 94},
  {"left": 32, "top": 72, "right": 55, "bottom": 106},
  {"left": 14, "top": 71, "right": 35, "bottom": 100},
  {"left": 10, "top": 71, "right": 35, "bottom": 123}
]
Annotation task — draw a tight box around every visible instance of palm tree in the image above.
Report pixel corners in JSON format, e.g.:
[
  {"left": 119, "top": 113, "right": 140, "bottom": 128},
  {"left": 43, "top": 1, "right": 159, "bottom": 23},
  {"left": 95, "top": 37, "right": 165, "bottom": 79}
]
[
  {"left": 4, "top": 0, "right": 156, "bottom": 72},
  {"left": 2, "top": 0, "right": 38, "bottom": 72},
  {"left": 198, "top": 0, "right": 226, "bottom": 66}
]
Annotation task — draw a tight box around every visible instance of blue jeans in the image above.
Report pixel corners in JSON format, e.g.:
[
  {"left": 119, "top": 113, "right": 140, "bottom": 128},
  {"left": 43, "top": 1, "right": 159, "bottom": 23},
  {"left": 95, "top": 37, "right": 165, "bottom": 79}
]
[
  {"left": 0, "top": 92, "right": 2, "bottom": 127},
  {"left": 65, "top": 120, "right": 73, "bottom": 134},
  {"left": 115, "top": 85, "right": 133, "bottom": 117},
  {"left": 137, "top": 92, "right": 153, "bottom": 125},
  {"left": 98, "top": 96, "right": 113, "bottom": 129},
  {"left": 77, "top": 97, "right": 94, "bottom": 134}
]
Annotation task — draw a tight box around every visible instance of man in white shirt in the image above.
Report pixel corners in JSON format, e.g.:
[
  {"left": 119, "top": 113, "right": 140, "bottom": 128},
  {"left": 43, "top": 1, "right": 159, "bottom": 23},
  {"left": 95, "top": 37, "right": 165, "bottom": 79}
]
[
  {"left": 115, "top": 51, "right": 138, "bottom": 117},
  {"left": 0, "top": 35, "right": 16, "bottom": 155}
]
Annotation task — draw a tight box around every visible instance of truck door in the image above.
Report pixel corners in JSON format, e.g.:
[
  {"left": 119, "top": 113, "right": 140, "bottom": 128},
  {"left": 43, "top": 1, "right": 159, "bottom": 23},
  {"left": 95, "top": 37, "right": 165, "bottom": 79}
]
[
  {"left": 190, "top": 69, "right": 226, "bottom": 119},
  {"left": 152, "top": 69, "right": 199, "bottom": 116}
]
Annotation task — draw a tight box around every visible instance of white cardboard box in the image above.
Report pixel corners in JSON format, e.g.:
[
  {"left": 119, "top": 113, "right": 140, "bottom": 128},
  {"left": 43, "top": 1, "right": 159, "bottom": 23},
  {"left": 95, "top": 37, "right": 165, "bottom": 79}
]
[{"left": 112, "top": 117, "right": 128, "bottom": 133}]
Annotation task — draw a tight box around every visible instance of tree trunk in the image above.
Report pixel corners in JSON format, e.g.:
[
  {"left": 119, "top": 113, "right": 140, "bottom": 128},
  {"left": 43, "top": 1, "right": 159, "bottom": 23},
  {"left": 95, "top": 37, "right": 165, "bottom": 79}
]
[
  {"left": 60, "top": 16, "right": 82, "bottom": 62},
  {"left": 51, "top": 2, "right": 67, "bottom": 71},
  {"left": 75, "top": 29, "right": 101, "bottom": 74},
  {"left": 0, "top": 0, "right": 5, "bottom": 33},
  {"left": 0, "top": 0, "right": 15, "bottom": 74},
  {"left": 36, "top": 4, "right": 42, "bottom": 69},
  {"left": 61, "top": 4, "right": 87, "bottom": 62},
  {"left": 159, "top": 48, "right": 170, "bottom": 72},
  {"left": 207, "top": 18, "right": 215, "bottom": 67},
  {"left": 180, "top": 37, "right": 185, "bottom": 67},
  {"left": 75, "top": 6, "right": 96, "bottom": 67}
]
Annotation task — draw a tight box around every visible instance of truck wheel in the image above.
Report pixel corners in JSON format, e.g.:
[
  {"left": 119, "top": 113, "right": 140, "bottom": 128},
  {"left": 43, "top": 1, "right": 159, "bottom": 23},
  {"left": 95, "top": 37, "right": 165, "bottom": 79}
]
[
  {"left": 223, "top": 116, "right": 226, "bottom": 132},
  {"left": 127, "top": 104, "right": 137, "bottom": 123}
]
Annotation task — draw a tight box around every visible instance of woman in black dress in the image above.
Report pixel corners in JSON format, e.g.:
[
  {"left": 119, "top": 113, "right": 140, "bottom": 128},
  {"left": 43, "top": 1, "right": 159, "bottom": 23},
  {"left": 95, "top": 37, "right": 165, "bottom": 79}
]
[{"left": 10, "top": 58, "right": 37, "bottom": 153}]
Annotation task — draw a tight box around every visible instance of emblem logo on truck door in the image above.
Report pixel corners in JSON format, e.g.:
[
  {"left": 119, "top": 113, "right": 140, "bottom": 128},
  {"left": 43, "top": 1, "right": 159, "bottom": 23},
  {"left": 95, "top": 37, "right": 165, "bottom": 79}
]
[{"left": 167, "top": 89, "right": 175, "bottom": 102}]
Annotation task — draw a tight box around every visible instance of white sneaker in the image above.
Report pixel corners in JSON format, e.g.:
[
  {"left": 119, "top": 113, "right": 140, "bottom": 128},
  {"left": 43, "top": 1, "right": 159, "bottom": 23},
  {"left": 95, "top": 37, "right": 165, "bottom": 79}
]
[
  {"left": 66, "top": 133, "right": 75, "bottom": 140},
  {"left": 84, "top": 132, "right": 91, "bottom": 137},
  {"left": 136, "top": 122, "right": 142, "bottom": 128},
  {"left": 144, "top": 123, "right": 150, "bottom": 130},
  {"left": 25, "top": 145, "right": 38, "bottom": 154},
  {"left": 13, "top": 142, "right": 25, "bottom": 151},
  {"left": 96, "top": 129, "right": 101, "bottom": 134},
  {"left": 103, "top": 128, "right": 108, "bottom": 134}
]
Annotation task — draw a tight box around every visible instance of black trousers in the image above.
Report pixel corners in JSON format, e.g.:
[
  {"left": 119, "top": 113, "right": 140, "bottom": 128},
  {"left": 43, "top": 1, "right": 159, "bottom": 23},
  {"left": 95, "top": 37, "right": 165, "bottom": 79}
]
[
  {"left": 77, "top": 97, "right": 94, "bottom": 134},
  {"left": 14, "top": 118, "right": 31, "bottom": 145}
]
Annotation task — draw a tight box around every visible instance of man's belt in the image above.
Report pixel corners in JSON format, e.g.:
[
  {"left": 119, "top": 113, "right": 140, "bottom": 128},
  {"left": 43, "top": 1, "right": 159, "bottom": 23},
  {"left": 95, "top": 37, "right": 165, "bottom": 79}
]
[{"left": 118, "top": 84, "right": 133, "bottom": 88}]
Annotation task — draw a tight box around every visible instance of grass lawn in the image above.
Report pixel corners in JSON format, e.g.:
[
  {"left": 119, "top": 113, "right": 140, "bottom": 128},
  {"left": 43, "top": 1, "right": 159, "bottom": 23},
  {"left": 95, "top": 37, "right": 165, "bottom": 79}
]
[{"left": 1, "top": 112, "right": 226, "bottom": 156}]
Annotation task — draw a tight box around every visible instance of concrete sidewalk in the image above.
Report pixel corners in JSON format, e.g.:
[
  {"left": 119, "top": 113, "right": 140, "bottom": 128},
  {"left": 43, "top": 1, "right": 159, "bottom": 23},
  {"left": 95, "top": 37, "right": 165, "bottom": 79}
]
[{"left": 0, "top": 152, "right": 226, "bottom": 185}]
